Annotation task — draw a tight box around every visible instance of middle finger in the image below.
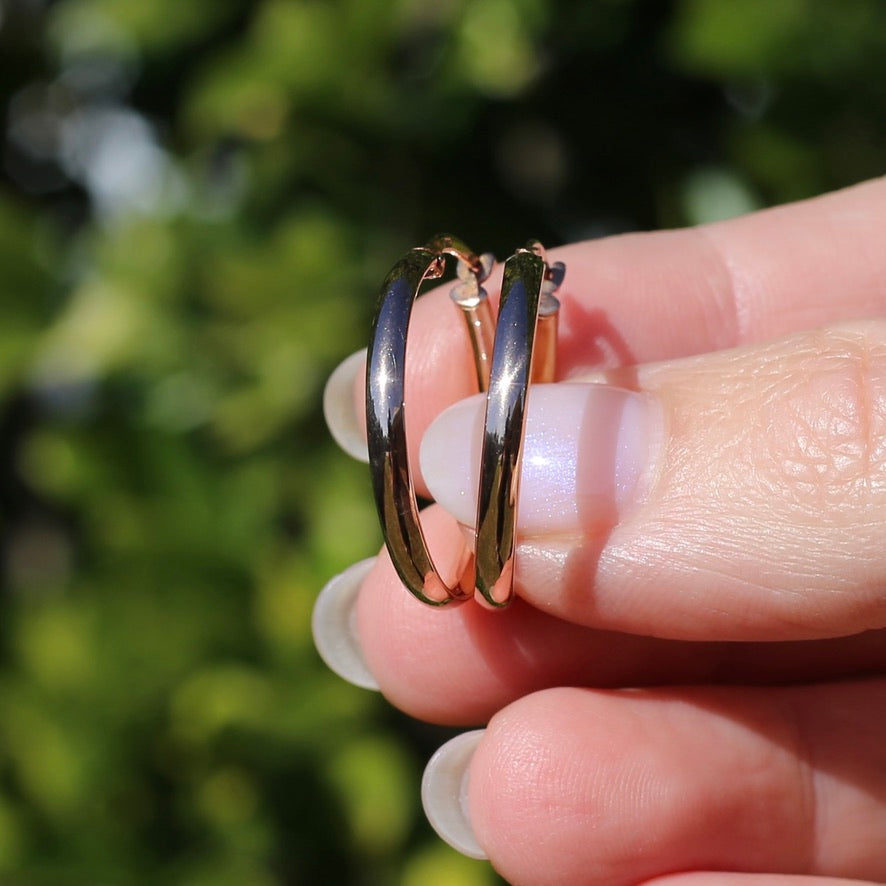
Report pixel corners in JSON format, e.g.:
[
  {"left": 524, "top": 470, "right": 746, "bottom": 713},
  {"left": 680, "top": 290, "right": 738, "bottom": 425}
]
[{"left": 355, "top": 506, "right": 886, "bottom": 725}]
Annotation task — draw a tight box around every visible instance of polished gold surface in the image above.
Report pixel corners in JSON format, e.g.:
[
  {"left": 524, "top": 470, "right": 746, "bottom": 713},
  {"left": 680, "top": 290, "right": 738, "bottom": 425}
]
[
  {"left": 366, "top": 238, "right": 494, "bottom": 605},
  {"left": 530, "top": 312, "right": 558, "bottom": 384},
  {"left": 474, "top": 248, "right": 548, "bottom": 607},
  {"left": 457, "top": 297, "right": 495, "bottom": 391}
]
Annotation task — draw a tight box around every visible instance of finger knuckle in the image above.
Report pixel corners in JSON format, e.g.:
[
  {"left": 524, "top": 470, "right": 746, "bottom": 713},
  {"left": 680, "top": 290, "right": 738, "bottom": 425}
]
[{"left": 766, "top": 326, "right": 886, "bottom": 514}]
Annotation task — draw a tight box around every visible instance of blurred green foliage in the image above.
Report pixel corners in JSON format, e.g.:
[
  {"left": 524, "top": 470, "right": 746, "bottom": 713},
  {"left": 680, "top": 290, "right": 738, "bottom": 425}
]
[{"left": 0, "top": 0, "right": 883, "bottom": 882}]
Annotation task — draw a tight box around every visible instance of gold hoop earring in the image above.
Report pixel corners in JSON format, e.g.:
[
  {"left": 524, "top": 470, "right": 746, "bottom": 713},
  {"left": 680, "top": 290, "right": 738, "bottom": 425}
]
[
  {"left": 366, "top": 236, "right": 563, "bottom": 608},
  {"left": 474, "top": 241, "right": 563, "bottom": 607},
  {"left": 366, "top": 235, "right": 495, "bottom": 606}
]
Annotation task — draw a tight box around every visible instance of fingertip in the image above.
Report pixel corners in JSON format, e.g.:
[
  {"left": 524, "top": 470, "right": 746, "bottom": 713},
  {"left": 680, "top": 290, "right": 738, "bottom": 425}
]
[
  {"left": 419, "top": 394, "right": 485, "bottom": 528},
  {"left": 422, "top": 730, "right": 488, "bottom": 860},
  {"left": 420, "top": 383, "right": 660, "bottom": 536},
  {"left": 312, "top": 558, "right": 379, "bottom": 690},
  {"left": 354, "top": 509, "right": 482, "bottom": 722},
  {"left": 323, "top": 349, "right": 368, "bottom": 462}
]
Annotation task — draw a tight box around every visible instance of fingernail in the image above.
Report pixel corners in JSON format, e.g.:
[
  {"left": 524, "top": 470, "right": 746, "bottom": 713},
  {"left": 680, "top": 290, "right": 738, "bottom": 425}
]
[
  {"left": 420, "top": 384, "right": 659, "bottom": 534},
  {"left": 323, "top": 350, "right": 369, "bottom": 463},
  {"left": 421, "top": 730, "right": 487, "bottom": 860},
  {"left": 312, "top": 558, "right": 379, "bottom": 690}
]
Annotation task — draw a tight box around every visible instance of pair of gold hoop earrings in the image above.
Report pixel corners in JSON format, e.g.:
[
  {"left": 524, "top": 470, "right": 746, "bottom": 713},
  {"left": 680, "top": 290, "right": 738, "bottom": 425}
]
[{"left": 367, "top": 235, "right": 565, "bottom": 609}]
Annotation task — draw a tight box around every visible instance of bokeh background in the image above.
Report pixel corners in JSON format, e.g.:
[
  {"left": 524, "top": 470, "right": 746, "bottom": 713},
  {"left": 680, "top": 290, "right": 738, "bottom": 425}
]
[{"left": 0, "top": 0, "right": 884, "bottom": 883}]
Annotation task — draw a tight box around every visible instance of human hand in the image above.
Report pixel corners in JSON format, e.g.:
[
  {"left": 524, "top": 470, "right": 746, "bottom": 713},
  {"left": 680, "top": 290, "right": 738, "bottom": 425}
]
[{"left": 314, "top": 178, "right": 886, "bottom": 885}]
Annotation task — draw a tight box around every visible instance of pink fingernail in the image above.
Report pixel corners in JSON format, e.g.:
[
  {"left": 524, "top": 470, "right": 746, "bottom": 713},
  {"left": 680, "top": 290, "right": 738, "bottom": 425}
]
[
  {"left": 421, "top": 730, "right": 487, "bottom": 860},
  {"left": 323, "top": 350, "right": 368, "bottom": 463},
  {"left": 312, "top": 558, "right": 379, "bottom": 691},
  {"left": 420, "top": 384, "right": 658, "bottom": 534}
]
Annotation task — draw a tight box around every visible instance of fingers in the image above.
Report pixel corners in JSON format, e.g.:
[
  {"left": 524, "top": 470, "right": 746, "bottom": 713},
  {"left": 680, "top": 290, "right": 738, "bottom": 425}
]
[
  {"left": 324, "top": 178, "right": 886, "bottom": 477},
  {"left": 315, "top": 182, "right": 886, "bottom": 884},
  {"left": 439, "top": 681, "right": 886, "bottom": 885},
  {"left": 648, "top": 876, "right": 882, "bottom": 886},
  {"left": 330, "top": 318, "right": 886, "bottom": 721},
  {"left": 347, "top": 506, "right": 886, "bottom": 725},
  {"left": 420, "top": 321, "right": 886, "bottom": 641}
]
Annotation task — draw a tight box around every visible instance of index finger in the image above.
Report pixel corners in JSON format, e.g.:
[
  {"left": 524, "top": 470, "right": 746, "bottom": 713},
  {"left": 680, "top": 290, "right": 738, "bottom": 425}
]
[
  {"left": 326, "top": 177, "right": 886, "bottom": 487},
  {"left": 530, "top": 176, "right": 886, "bottom": 374}
]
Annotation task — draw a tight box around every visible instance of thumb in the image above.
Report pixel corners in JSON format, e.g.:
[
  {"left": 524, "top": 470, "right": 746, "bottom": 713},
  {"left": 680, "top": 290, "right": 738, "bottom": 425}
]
[{"left": 419, "top": 321, "right": 886, "bottom": 642}]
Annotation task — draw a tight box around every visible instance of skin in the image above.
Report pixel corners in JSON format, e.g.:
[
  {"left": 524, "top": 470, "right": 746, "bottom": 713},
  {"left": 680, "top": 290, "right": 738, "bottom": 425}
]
[{"left": 351, "top": 178, "right": 886, "bottom": 884}]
